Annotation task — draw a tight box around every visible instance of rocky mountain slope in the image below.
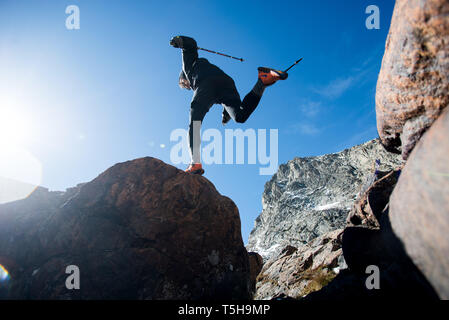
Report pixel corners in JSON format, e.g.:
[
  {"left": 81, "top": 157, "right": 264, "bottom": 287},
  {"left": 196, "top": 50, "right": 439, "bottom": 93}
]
[
  {"left": 247, "top": 139, "right": 402, "bottom": 260},
  {"left": 0, "top": 158, "right": 251, "bottom": 299},
  {"left": 0, "top": 177, "right": 39, "bottom": 205},
  {"left": 255, "top": 229, "right": 344, "bottom": 300}
]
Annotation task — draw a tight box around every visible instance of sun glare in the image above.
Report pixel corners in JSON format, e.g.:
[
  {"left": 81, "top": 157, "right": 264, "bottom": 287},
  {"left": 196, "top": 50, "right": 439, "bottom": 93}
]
[
  {"left": 0, "top": 105, "right": 42, "bottom": 204},
  {"left": 0, "top": 106, "right": 31, "bottom": 147}
]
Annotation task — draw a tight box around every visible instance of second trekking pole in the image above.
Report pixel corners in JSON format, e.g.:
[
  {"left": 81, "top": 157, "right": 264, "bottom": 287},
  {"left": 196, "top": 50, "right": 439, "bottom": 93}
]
[{"left": 283, "top": 58, "right": 303, "bottom": 73}]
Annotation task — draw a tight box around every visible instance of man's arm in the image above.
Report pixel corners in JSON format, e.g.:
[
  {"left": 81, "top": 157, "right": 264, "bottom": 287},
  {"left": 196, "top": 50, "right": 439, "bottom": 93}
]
[{"left": 170, "top": 36, "right": 198, "bottom": 75}]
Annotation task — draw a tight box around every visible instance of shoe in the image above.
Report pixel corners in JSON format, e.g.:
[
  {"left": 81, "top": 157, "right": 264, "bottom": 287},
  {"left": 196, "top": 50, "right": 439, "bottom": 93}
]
[
  {"left": 185, "top": 163, "right": 205, "bottom": 175},
  {"left": 257, "top": 67, "right": 288, "bottom": 86}
]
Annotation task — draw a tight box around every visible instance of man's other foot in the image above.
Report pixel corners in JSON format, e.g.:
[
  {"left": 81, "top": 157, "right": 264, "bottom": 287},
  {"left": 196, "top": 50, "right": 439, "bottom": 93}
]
[
  {"left": 185, "top": 163, "right": 205, "bottom": 175},
  {"left": 258, "top": 67, "right": 288, "bottom": 86}
]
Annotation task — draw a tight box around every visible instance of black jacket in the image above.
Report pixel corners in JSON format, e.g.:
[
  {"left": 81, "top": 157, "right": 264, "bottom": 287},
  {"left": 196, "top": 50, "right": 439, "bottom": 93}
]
[{"left": 179, "top": 36, "right": 228, "bottom": 90}]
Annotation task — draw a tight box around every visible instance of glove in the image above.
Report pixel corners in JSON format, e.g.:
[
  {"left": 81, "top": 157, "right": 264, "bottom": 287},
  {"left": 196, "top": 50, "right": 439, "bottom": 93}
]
[
  {"left": 170, "top": 36, "right": 183, "bottom": 48},
  {"left": 222, "top": 109, "right": 231, "bottom": 125},
  {"left": 179, "top": 71, "right": 191, "bottom": 90}
]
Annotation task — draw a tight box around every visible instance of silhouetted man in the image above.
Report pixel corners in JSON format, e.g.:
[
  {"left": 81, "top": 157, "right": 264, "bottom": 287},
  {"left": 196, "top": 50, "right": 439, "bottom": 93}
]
[{"left": 170, "top": 35, "right": 288, "bottom": 175}]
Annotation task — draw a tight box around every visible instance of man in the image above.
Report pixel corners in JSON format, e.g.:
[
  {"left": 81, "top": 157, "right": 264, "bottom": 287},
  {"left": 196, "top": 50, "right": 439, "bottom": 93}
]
[{"left": 170, "top": 35, "right": 288, "bottom": 175}]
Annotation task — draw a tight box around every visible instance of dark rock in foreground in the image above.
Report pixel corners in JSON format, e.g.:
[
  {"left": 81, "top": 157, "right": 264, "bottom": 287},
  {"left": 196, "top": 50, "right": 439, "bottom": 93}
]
[
  {"left": 390, "top": 107, "right": 449, "bottom": 299},
  {"left": 0, "top": 157, "right": 250, "bottom": 300},
  {"left": 248, "top": 252, "right": 263, "bottom": 295}
]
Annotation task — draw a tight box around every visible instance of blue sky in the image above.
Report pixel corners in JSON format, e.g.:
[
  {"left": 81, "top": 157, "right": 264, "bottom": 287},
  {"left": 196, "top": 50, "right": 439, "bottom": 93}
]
[{"left": 0, "top": 0, "right": 395, "bottom": 244}]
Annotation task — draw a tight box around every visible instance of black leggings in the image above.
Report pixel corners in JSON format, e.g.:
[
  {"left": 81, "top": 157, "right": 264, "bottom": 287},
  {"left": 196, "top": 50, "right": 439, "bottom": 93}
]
[{"left": 189, "top": 75, "right": 263, "bottom": 163}]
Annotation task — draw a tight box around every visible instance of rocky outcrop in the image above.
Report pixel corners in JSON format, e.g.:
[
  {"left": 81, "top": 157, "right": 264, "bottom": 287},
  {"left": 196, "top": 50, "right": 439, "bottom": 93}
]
[
  {"left": 247, "top": 139, "right": 402, "bottom": 260},
  {"left": 254, "top": 229, "right": 345, "bottom": 300},
  {"left": 251, "top": 0, "right": 449, "bottom": 300},
  {"left": 0, "top": 157, "right": 250, "bottom": 300},
  {"left": 376, "top": 0, "right": 449, "bottom": 159},
  {"left": 254, "top": 164, "right": 437, "bottom": 300},
  {"left": 346, "top": 169, "right": 401, "bottom": 230},
  {"left": 389, "top": 107, "right": 449, "bottom": 299},
  {"left": 304, "top": 0, "right": 449, "bottom": 299},
  {"left": 306, "top": 117, "right": 447, "bottom": 300},
  {"left": 303, "top": 166, "right": 439, "bottom": 300}
]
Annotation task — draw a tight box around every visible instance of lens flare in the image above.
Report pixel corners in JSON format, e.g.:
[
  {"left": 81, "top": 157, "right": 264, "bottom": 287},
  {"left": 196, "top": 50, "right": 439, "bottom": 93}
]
[{"left": 0, "top": 264, "right": 10, "bottom": 282}]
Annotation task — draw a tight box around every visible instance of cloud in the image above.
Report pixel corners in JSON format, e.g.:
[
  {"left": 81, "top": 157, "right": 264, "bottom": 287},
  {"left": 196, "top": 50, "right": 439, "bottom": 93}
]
[
  {"left": 286, "top": 122, "right": 321, "bottom": 136},
  {"left": 299, "top": 99, "right": 322, "bottom": 118},
  {"left": 313, "top": 76, "right": 356, "bottom": 99},
  {"left": 312, "top": 48, "right": 384, "bottom": 100},
  {"left": 287, "top": 100, "right": 324, "bottom": 136}
]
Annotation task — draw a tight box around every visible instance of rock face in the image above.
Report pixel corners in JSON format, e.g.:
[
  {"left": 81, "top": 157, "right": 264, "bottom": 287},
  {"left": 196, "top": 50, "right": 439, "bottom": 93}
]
[
  {"left": 248, "top": 252, "right": 263, "bottom": 294},
  {"left": 376, "top": 0, "right": 449, "bottom": 159},
  {"left": 247, "top": 139, "right": 402, "bottom": 260},
  {"left": 0, "top": 157, "right": 251, "bottom": 300},
  {"left": 254, "top": 229, "right": 344, "bottom": 300},
  {"left": 304, "top": 0, "right": 449, "bottom": 299},
  {"left": 304, "top": 166, "right": 439, "bottom": 300},
  {"left": 250, "top": 0, "right": 449, "bottom": 300},
  {"left": 389, "top": 107, "right": 449, "bottom": 299}
]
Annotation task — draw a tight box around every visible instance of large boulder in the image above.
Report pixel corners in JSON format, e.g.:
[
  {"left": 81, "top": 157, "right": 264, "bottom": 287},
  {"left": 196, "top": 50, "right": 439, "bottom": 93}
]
[
  {"left": 0, "top": 157, "right": 251, "bottom": 299},
  {"left": 376, "top": 0, "right": 449, "bottom": 159},
  {"left": 247, "top": 139, "right": 401, "bottom": 260},
  {"left": 389, "top": 107, "right": 449, "bottom": 299}
]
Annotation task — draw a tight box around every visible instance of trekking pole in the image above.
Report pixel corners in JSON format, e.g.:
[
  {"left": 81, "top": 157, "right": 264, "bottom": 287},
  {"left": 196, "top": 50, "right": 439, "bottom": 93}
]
[
  {"left": 198, "top": 47, "right": 244, "bottom": 62},
  {"left": 284, "top": 58, "right": 303, "bottom": 73}
]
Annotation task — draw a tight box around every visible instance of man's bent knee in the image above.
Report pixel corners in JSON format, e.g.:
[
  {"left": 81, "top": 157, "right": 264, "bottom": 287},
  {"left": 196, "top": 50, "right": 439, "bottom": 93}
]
[{"left": 235, "top": 114, "right": 247, "bottom": 123}]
